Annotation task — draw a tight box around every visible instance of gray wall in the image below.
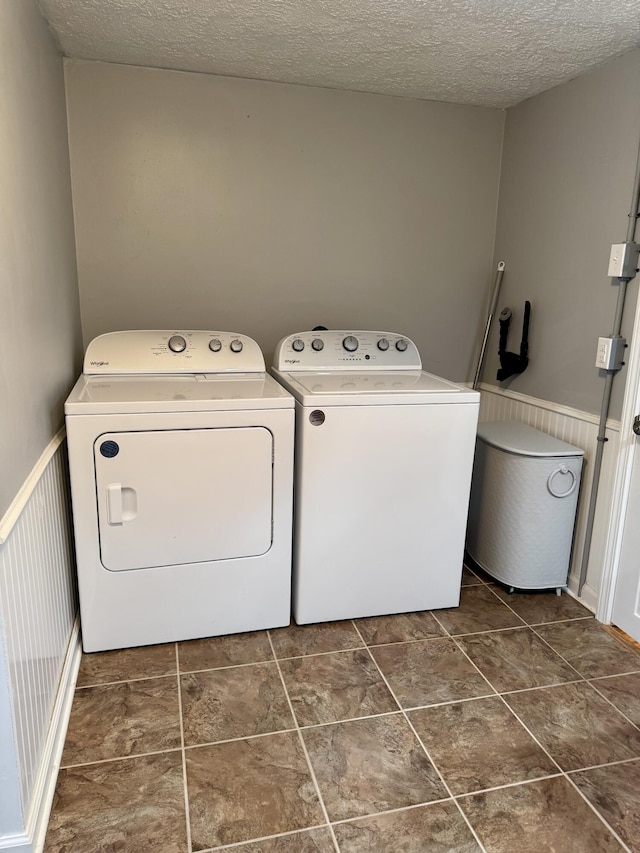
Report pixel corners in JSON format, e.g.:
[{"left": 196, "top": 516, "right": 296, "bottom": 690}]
[
  {"left": 0, "top": 1, "right": 82, "bottom": 519},
  {"left": 64, "top": 60, "right": 504, "bottom": 375},
  {"left": 486, "top": 49, "right": 640, "bottom": 418}
]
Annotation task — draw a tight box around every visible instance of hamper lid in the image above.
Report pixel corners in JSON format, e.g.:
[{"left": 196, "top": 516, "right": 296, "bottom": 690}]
[{"left": 476, "top": 421, "right": 584, "bottom": 458}]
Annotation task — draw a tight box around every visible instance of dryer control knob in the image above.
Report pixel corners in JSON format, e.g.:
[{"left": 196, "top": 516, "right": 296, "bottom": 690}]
[
  {"left": 209, "top": 338, "right": 222, "bottom": 352},
  {"left": 343, "top": 335, "right": 359, "bottom": 352},
  {"left": 292, "top": 338, "right": 305, "bottom": 352},
  {"left": 311, "top": 338, "right": 324, "bottom": 351},
  {"left": 230, "top": 339, "right": 243, "bottom": 353},
  {"left": 168, "top": 335, "right": 186, "bottom": 353},
  {"left": 377, "top": 338, "right": 390, "bottom": 351},
  {"left": 395, "top": 339, "right": 408, "bottom": 352}
]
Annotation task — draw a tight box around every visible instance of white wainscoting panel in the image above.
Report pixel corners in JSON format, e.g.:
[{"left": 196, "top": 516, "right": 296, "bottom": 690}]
[
  {"left": 0, "top": 434, "right": 78, "bottom": 850},
  {"left": 478, "top": 385, "right": 620, "bottom": 610}
]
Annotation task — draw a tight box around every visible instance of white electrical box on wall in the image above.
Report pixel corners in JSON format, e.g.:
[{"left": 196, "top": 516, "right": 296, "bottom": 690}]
[
  {"left": 608, "top": 242, "right": 640, "bottom": 279},
  {"left": 595, "top": 336, "right": 626, "bottom": 370}
]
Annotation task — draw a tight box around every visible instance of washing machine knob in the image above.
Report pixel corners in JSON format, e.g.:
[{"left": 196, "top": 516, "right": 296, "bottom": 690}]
[
  {"left": 343, "top": 335, "right": 359, "bottom": 352},
  {"left": 395, "top": 339, "right": 408, "bottom": 352},
  {"left": 311, "top": 338, "right": 324, "bottom": 351},
  {"left": 208, "top": 338, "right": 222, "bottom": 352},
  {"left": 377, "top": 338, "right": 390, "bottom": 351},
  {"left": 229, "top": 339, "right": 243, "bottom": 353},
  {"left": 168, "top": 335, "right": 186, "bottom": 353},
  {"left": 292, "top": 338, "right": 305, "bottom": 352}
]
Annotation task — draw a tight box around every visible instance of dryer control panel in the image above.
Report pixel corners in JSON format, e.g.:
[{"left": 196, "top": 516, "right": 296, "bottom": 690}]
[
  {"left": 273, "top": 330, "right": 422, "bottom": 371},
  {"left": 83, "top": 330, "right": 265, "bottom": 374}
]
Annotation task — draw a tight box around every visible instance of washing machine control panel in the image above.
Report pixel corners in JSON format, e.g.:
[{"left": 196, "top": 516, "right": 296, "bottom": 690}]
[
  {"left": 273, "top": 331, "right": 422, "bottom": 370},
  {"left": 83, "top": 331, "right": 266, "bottom": 374}
]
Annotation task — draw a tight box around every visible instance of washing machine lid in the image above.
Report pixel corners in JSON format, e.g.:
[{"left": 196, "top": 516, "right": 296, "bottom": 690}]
[
  {"left": 272, "top": 369, "right": 479, "bottom": 406},
  {"left": 65, "top": 372, "right": 293, "bottom": 414},
  {"left": 477, "top": 421, "right": 584, "bottom": 457}
]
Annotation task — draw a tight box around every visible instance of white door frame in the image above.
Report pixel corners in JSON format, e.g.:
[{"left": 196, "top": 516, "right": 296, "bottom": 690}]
[{"left": 597, "top": 278, "right": 640, "bottom": 623}]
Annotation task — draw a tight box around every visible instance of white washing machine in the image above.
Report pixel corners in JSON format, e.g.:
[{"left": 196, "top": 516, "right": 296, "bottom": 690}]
[
  {"left": 272, "top": 330, "right": 480, "bottom": 624},
  {"left": 65, "top": 330, "right": 294, "bottom": 652}
]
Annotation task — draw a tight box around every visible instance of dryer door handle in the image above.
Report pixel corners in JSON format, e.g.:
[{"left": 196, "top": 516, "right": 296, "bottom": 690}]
[{"left": 106, "top": 483, "right": 123, "bottom": 525}]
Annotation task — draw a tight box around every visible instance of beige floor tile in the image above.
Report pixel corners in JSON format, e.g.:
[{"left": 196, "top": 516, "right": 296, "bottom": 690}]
[
  {"left": 44, "top": 752, "right": 186, "bottom": 852},
  {"left": 181, "top": 662, "right": 293, "bottom": 745},
  {"left": 535, "top": 620, "right": 640, "bottom": 679},
  {"left": 458, "top": 776, "right": 624, "bottom": 853},
  {"left": 178, "top": 630, "right": 273, "bottom": 672},
  {"left": 279, "top": 649, "right": 397, "bottom": 726},
  {"left": 62, "top": 677, "right": 180, "bottom": 765},
  {"left": 228, "top": 827, "right": 336, "bottom": 851},
  {"left": 270, "top": 621, "right": 363, "bottom": 658},
  {"left": 371, "top": 638, "right": 494, "bottom": 708},
  {"left": 354, "top": 611, "right": 445, "bottom": 645},
  {"left": 186, "top": 731, "right": 324, "bottom": 849},
  {"left": 302, "top": 713, "right": 446, "bottom": 822},
  {"left": 409, "top": 696, "right": 557, "bottom": 795},
  {"left": 492, "top": 588, "right": 592, "bottom": 625},
  {"left": 435, "top": 586, "right": 525, "bottom": 635},
  {"left": 461, "top": 566, "right": 484, "bottom": 587},
  {"left": 504, "top": 681, "right": 640, "bottom": 771},
  {"left": 49, "top": 608, "right": 640, "bottom": 851},
  {"left": 76, "top": 643, "right": 176, "bottom": 686},
  {"left": 463, "top": 562, "right": 495, "bottom": 584},
  {"left": 590, "top": 672, "right": 640, "bottom": 725},
  {"left": 457, "top": 627, "right": 579, "bottom": 692},
  {"left": 334, "top": 801, "right": 481, "bottom": 852},
  {"left": 571, "top": 759, "right": 640, "bottom": 852}
]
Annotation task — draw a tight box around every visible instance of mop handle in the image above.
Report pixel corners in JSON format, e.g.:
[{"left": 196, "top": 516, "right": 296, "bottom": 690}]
[
  {"left": 520, "top": 300, "right": 531, "bottom": 358},
  {"left": 473, "top": 261, "right": 506, "bottom": 390}
]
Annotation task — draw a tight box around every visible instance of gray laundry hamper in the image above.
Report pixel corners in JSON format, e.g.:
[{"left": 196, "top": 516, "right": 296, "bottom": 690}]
[{"left": 466, "top": 421, "right": 584, "bottom": 592}]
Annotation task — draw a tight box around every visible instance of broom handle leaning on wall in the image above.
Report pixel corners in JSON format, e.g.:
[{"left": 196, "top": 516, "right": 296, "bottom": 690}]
[{"left": 473, "top": 261, "right": 506, "bottom": 390}]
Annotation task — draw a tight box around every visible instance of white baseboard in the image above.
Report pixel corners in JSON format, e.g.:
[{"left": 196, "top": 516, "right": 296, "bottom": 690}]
[
  {"left": 28, "top": 619, "right": 81, "bottom": 853},
  {"left": 0, "top": 835, "right": 31, "bottom": 853},
  {"left": 567, "top": 579, "right": 598, "bottom": 613}
]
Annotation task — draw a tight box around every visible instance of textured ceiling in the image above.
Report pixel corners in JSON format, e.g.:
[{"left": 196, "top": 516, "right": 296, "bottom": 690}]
[{"left": 38, "top": 0, "right": 640, "bottom": 108}]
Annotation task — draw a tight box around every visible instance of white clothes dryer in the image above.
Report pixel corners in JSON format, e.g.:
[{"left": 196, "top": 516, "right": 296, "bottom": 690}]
[
  {"left": 272, "top": 330, "right": 480, "bottom": 624},
  {"left": 65, "top": 330, "right": 294, "bottom": 652}
]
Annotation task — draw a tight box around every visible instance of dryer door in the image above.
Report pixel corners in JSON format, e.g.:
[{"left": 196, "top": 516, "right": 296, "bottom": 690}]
[{"left": 94, "top": 427, "right": 273, "bottom": 571}]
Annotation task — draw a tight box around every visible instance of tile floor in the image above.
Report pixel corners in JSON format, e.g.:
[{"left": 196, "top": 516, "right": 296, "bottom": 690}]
[{"left": 45, "top": 566, "right": 640, "bottom": 852}]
